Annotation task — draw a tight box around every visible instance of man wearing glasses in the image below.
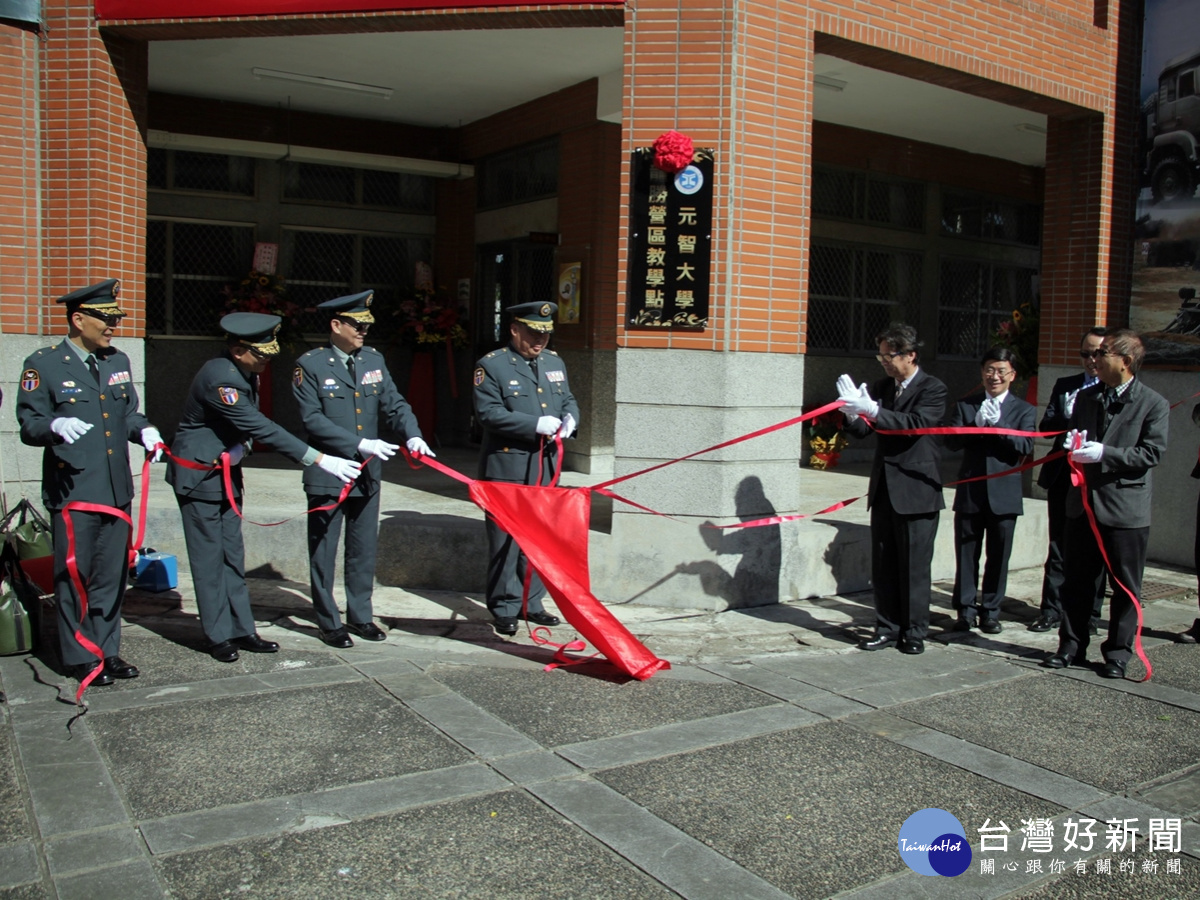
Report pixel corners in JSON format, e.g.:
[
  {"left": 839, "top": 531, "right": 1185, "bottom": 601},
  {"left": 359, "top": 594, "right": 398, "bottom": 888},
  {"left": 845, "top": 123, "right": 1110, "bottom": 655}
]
[
  {"left": 292, "top": 291, "right": 432, "bottom": 648},
  {"left": 168, "top": 312, "right": 362, "bottom": 662},
  {"left": 836, "top": 323, "right": 947, "bottom": 655},
  {"left": 1041, "top": 328, "right": 1168, "bottom": 679},
  {"left": 17, "top": 279, "right": 163, "bottom": 685},
  {"left": 1031, "top": 327, "right": 1107, "bottom": 634},
  {"left": 944, "top": 347, "right": 1036, "bottom": 634}
]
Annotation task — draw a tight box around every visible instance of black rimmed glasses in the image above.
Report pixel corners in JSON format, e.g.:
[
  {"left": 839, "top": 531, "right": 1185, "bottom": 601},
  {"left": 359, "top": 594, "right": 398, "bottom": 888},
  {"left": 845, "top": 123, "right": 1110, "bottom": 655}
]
[
  {"left": 1079, "top": 350, "right": 1103, "bottom": 359},
  {"left": 875, "top": 351, "right": 910, "bottom": 362}
]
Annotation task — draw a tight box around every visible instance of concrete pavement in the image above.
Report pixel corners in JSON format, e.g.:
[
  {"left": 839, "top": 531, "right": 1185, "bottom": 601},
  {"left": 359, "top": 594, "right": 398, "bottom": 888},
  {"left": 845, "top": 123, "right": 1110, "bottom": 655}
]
[{"left": 3, "top": 542, "right": 1200, "bottom": 897}]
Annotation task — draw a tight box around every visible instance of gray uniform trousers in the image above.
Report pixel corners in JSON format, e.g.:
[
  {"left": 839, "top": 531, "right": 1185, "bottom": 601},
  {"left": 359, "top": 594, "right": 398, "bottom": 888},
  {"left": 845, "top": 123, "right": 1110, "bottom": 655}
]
[
  {"left": 50, "top": 508, "right": 131, "bottom": 666},
  {"left": 306, "top": 490, "right": 381, "bottom": 632},
  {"left": 177, "top": 496, "right": 258, "bottom": 644}
]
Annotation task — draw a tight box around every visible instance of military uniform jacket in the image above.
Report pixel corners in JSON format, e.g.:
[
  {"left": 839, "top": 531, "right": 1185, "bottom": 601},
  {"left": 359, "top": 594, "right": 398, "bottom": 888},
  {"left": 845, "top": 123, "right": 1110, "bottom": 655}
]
[
  {"left": 1065, "top": 378, "right": 1169, "bottom": 529},
  {"left": 843, "top": 368, "right": 947, "bottom": 515},
  {"left": 17, "top": 341, "right": 149, "bottom": 509},
  {"left": 473, "top": 346, "right": 580, "bottom": 483},
  {"left": 168, "top": 353, "right": 311, "bottom": 501},
  {"left": 293, "top": 344, "right": 421, "bottom": 496},
  {"left": 945, "top": 391, "right": 1036, "bottom": 517}
]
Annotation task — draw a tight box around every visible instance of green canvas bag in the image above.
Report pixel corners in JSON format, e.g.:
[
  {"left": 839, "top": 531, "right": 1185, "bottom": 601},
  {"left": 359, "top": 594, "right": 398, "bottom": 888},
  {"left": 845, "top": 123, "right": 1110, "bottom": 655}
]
[{"left": 0, "top": 572, "right": 33, "bottom": 655}]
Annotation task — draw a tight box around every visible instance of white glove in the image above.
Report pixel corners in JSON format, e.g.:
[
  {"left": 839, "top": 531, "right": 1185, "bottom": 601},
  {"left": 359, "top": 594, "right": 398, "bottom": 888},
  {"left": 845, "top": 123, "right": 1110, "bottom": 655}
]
[
  {"left": 974, "top": 398, "right": 1001, "bottom": 427},
  {"left": 557, "top": 413, "right": 577, "bottom": 439},
  {"left": 225, "top": 443, "right": 245, "bottom": 466},
  {"left": 1063, "top": 428, "right": 1085, "bottom": 451},
  {"left": 50, "top": 417, "right": 92, "bottom": 444},
  {"left": 316, "top": 454, "right": 362, "bottom": 484},
  {"left": 141, "top": 427, "right": 163, "bottom": 462},
  {"left": 1063, "top": 388, "right": 1081, "bottom": 418},
  {"left": 405, "top": 437, "right": 435, "bottom": 458},
  {"left": 359, "top": 438, "right": 400, "bottom": 461},
  {"left": 840, "top": 383, "right": 879, "bottom": 419},
  {"left": 836, "top": 374, "right": 858, "bottom": 401},
  {"left": 1070, "top": 440, "right": 1104, "bottom": 464},
  {"left": 536, "top": 416, "right": 563, "bottom": 436}
]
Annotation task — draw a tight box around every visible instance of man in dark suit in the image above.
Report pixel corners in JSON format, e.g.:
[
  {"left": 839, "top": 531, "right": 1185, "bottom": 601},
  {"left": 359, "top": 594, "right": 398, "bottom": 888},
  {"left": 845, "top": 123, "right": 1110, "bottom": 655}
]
[
  {"left": 945, "top": 347, "right": 1036, "bottom": 634},
  {"left": 473, "top": 301, "right": 579, "bottom": 636},
  {"left": 168, "top": 313, "right": 361, "bottom": 663},
  {"left": 1041, "top": 329, "right": 1169, "bottom": 679},
  {"left": 1031, "top": 326, "right": 1107, "bottom": 633},
  {"left": 17, "top": 279, "right": 162, "bottom": 684},
  {"left": 293, "top": 291, "right": 432, "bottom": 648},
  {"left": 838, "top": 323, "right": 947, "bottom": 655}
]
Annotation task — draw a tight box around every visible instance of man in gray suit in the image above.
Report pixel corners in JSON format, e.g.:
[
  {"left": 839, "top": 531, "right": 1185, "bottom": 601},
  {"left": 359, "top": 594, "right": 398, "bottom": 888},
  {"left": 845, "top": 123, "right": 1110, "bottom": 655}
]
[
  {"left": 838, "top": 323, "right": 947, "bottom": 655},
  {"left": 945, "top": 347, "right": 1036, "bottom": 634},
  {"left": 474, "top": 301, "right": 579, "bottom": 635},
  {"left": 168, "top": 313, "right": 361, "bottom": 663},
  {"left": 293, "top": 291, "right": 432, "bottom": 648},
  {"left": 17, "top": 279, "right": 162, "bottom": 684},
  {"left": 1041, "top": 328, "right": 1169, "bottom": 678}
]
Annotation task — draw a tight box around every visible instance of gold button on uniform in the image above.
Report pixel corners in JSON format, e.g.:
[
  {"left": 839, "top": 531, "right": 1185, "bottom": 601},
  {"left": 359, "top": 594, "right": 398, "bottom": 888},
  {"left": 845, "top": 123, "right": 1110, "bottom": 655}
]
[
  {"left": 541, "top": 403, "right": 547, "bottom": 408},
  {"left": 103, "top": 412, "right": 109, "bottom": 419},
  {"left": 99, "top": 394, "right": 105, "bottom": 400},
  {"left": 357, "top": 425, "right": 363, "bottom": 431},
  {"left": 107, "top": 449, "right": 113, "bottom": 455},
  {"left": 105, "top": 431, "right": 111, "bottom": 437}
]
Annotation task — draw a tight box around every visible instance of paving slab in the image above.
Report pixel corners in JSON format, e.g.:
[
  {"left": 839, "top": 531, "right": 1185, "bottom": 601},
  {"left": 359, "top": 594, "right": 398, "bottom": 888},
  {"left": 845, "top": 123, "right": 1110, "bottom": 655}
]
[
  {"left": 427, "top": 661, "right": 779, "bottom": 746},
  {"left": 596, "top": 721, "right": 1065, "bottom": 899},
  {"left": 0, "top": 729, "right": 29, "bottom": 846},
  {"left": 154, "top": 790, "right": 679, "bottom": 899},
  {"left": 0, "top": 883, "right": 50, "bottom": 900},
  {"left": 87, "top": 681, "right": 470, "bottom": 818},
  {"left": 895, "top": 674, "right": 1200, "bottom": 794}
]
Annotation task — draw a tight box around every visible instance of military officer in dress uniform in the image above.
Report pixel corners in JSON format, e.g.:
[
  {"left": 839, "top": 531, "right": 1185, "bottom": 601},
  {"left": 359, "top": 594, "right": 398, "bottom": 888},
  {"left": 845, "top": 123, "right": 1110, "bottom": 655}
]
[
  {"left": 17, "top": 279, "right": 163, "bottom": 684},
  {"left": 293, "top": 291, "right": 433, "bottom": 648},
  {"left": 168, "top": 312, "right": 362, "bottom": 663},
  {"left": 473, "top": 301, "right": 579, "bottom": 635}
]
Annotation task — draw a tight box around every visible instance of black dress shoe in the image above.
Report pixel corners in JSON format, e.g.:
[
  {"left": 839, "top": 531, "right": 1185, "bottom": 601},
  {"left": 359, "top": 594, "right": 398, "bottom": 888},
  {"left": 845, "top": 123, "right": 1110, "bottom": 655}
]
[
  {"left": 952, "top": 617, "right": 976, "bottom": 632},
  {"left": 1040, "top": 654, "right": 1070, "bottom": 669},
  {"left": 980, "top": 618, "right": 1003, "bottom": 635},
  {"left": 319, "top": 627, "right": 354, "bottom": 649},
  {"left": 522, "top": 611, "right": 560, "bottom": 627},
  {"left": 1099, "top": 661, "right": 1126, "bottom": 679},
  {"left": 208, "top": 641, "right": 239, "bottom": 663},
  {"left": 858, "top": 634, "right": 897, "bottom": 651},
  {"left": 1177, "top": 618, "right": 1200, "bottom": 644},
  {"left": 347, "top": 621, "right": 387, "bottom": 642},
  {"left": 899, "top": 638, "right": 925, "bottom": 655},
  {"left": 233, "top": 633, "right": 279, "bottom": 653},
  {"left": 1028, "top": 615, "right": 1060, "bottom": 633},
  {"left": 104, "top": 656, "right": 139, "bottom": 679},
  {"left": 74, "top": 661, "right": 114, "bottom": 686},
  {"left": 493, "top": 616, "right": 519, "bottom": 636}
]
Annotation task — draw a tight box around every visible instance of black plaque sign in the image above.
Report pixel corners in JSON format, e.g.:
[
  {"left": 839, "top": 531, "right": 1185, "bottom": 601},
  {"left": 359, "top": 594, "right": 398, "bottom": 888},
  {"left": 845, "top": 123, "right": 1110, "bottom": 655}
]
[{"left": 626, "top": 148, "right": 714, "bottom": 329}]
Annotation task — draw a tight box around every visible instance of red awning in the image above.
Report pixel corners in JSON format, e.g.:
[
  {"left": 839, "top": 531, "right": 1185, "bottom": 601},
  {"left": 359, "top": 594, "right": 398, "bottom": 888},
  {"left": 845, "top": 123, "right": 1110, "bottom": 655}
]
[{"left": 96, "top": 0, "right": 619, "bottom": 18}]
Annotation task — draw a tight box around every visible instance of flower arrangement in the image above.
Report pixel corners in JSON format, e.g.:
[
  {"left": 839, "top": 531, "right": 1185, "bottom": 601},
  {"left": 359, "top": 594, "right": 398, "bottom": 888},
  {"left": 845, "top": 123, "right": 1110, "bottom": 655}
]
[
  {"left": 989, "top": 301, "right": 1040, "bottom": 378},
  {"left": 395, "top": 287, "right": 468, "bottom": 349},
  {"left": 220, "top": 270, "right": 306, "bottom": 339},
  {"left": 804, "top": 406, "right": 850, "bottom": 470}
]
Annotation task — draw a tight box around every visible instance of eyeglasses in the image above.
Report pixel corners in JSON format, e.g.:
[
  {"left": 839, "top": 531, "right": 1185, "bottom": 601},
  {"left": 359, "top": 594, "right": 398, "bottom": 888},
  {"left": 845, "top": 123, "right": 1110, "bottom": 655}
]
[
  {"left": 338, "top": 318, "right": 370, "bottom": 334},
  {"left": 875, "top": 351, "right": 910, "bottom": 362},
  {"left": 81, "top": 310, "right": 124, "bottom": 328},
  {"left": 247, "top": 346, "right": 273, "bottom": 361},
  {"left": 1079, "top": 350, "right": 1104, "bottom": 359},
  {"left": 983, "top": 367, "right": 1014, "bottom": 378}
]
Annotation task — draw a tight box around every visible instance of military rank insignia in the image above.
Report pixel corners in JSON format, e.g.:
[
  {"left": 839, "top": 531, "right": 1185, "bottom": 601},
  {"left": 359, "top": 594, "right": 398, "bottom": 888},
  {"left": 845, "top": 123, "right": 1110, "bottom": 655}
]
[
  {"left": 107, "top": 370, "right": 130, "bottom": 386},
  {"left": 218, "top": 387, "right": 239, "bottom": 405},
  {"left": 293, "top": 367, "right": 303, "bottom": 387},
  {"left": 473, "top": 367, "right": 485, "bottom": 387},
  {"left": 20, "top": 369, "right": 39, "bottom": 391},
  {"left": 363, "top": 369, "right": 382, "bottom": 384},
  {"left": 547, "top": 370, "right": 564, "bottom": 383}
]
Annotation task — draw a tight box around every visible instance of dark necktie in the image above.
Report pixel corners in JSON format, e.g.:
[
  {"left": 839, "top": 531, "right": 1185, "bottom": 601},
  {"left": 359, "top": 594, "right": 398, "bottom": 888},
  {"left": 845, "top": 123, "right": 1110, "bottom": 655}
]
[
  {"left": 529, "top": 357, "right": 539, "bottom": 380},
  {"left": 346, "top": 354, "right": 357, "bottom": 386},
  {"left": 86, "top": 354, "right": 100, "bottom": 386},
  {"left": 893, "top": 381, "right": 905, "bottom": 405},
  {"left": 1100, "top": 388, "right": 1116, "bottom": 436}
]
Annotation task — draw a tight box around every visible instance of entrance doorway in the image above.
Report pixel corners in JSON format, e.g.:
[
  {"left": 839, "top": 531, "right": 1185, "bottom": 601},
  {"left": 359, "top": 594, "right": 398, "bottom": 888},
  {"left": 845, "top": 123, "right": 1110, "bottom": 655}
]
[{"left": 473, "top": 240, "right": 557, "bottom": 360}]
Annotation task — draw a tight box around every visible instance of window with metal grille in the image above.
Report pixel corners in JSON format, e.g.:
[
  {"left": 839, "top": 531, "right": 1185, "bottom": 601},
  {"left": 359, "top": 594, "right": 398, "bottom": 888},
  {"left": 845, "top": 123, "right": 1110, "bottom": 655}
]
[
  {"left": 282, "top": 162, "right": 435, "bottom": 212},
  {"left": 146, "top": 219, "right": 257, "bottom": 335},
  {"left": 477, "top": 139, "right": 559, "bottom": 210},
  {"left": 146, "top": 148, "right": 255, "bottom": 196},
  {"left": 937, "top": 259, "right": 1038, "bottom": 359},
  {"left": 807, "top": 241, "right": 923, "bottom": 353},
  {"left": 280, "top": 228, "right": 432, "bottom": 337},
  {"left": 812, "top": 165, "right": 924, "bottom": 230},
  {"left": 941, "top": 191, "right": 1041, "bottom": 245}
]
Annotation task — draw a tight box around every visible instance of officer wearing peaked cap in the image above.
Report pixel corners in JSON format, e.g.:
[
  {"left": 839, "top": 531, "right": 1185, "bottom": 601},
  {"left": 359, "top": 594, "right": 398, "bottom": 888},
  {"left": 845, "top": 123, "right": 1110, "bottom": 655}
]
[
  {"left": 168, "top": 311, "right": 362, "bottom": 663},
  {"left": 17, "top": 278, "right": 163, "bottom": 685},
  {"left": 473, "top": 301, "right": 579, "bottom": 635},
  {"left": 293, "top": 290, "right": 431, "bottom": 648}
]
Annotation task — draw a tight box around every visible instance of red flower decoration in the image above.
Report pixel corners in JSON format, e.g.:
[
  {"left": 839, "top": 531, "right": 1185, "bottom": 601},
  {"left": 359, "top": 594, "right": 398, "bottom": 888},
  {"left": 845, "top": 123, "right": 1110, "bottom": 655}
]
[{"left": 652, "top": 130, "right": 695, "bottom": 174}]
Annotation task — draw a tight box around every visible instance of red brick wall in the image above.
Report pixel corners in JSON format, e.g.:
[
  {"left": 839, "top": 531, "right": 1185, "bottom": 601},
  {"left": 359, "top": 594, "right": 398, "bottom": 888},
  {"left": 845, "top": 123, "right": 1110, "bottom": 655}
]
[
  {"left": 621, "top": 0, "right": 1129, "bottom": 365},
  {"left": 36, "top": 0, "right": 148, "bottom": 334},
  {"left": 0, "top": 23, "right": 41, "bottom": 333}
]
